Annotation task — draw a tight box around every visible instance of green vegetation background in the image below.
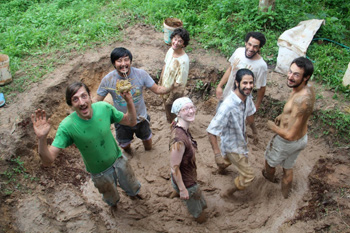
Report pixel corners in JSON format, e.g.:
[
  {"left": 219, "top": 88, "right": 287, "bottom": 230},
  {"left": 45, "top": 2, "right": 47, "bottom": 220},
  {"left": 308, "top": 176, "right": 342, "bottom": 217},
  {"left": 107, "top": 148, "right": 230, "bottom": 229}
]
[{"left": 0, "top": 0, "right": 349, "bottom": 144}]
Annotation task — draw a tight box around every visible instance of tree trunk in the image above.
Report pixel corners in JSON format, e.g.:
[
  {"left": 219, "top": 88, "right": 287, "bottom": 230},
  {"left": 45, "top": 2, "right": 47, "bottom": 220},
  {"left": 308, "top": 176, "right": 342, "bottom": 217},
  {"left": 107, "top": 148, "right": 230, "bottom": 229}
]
[{"left": 259, "top": 0, "right": 275, "bottom": 12}]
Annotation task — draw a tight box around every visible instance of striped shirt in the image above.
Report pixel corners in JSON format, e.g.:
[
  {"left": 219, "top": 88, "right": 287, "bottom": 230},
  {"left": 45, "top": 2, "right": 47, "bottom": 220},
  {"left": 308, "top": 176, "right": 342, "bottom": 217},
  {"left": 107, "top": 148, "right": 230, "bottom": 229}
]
[{"left": 207, "top": 90, "right": 256, "bottom": 156}]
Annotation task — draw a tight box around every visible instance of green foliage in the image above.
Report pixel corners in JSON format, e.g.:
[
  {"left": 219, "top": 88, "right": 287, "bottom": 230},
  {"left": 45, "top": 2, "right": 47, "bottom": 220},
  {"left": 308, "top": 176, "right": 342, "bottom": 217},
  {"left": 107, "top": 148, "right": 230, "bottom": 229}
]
[
  {"left": 307, "top": 42, "right": 350, "bottom": 98},
  {"left": 0, "top": 0, "right": 127, "bottom": 96},
  {"left": 0, "top": 156, "right": 38, "bottom": 196},
  {"left": 195, "top": 80, "right": 205, "bottom": 91},
  {"left": 312, "top": 109, "right": 350, "bottom": 146},
  {"left": 257, "top": 96, "right": 285, "bottom": 119}
]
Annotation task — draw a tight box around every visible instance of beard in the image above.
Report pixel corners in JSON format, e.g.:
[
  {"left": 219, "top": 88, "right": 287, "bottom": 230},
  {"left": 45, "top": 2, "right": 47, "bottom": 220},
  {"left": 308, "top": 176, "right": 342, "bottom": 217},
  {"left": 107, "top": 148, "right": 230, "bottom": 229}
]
[
  {"left": 245, "top": 48, "right": 259, "bottom": 59},
  {"left": 287, "top": 78, "right": 303, "bottom": 88},
  {"left": 238, "top": 83, "right": 252, "bottom": 96}
]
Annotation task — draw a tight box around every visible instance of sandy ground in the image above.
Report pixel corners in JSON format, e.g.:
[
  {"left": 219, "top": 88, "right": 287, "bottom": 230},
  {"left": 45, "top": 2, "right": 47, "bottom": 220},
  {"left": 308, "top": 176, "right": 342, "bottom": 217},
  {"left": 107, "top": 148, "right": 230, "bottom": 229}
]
[{"left": 0, "top": 24, "right": 349, "bottom": 232}]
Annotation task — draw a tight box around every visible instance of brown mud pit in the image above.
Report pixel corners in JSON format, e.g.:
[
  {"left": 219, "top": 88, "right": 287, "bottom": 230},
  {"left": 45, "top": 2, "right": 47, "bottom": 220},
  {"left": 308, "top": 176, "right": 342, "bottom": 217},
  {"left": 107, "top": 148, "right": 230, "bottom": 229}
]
[{"left": 0, "top": 25, "right": 349, "bottom": 232}]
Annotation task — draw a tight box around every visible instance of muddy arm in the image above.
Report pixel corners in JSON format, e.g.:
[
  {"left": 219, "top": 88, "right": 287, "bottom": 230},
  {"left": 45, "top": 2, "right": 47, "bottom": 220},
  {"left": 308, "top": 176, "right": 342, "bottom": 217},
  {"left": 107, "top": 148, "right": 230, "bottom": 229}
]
[
  {"left": 118, "top": 92, "right": 137, "bottom": 127},
  {"left": 255, "top": 86, "right": 266, "bottom": 110},
  {"left": 149, "top": 83, "right": 173, "bottom": 95},
  {"left": 159, "top": 64, "right": 165, "bottom": 86},
  {"left": 208, "top": 132, "right": 221, "bottom": 156},
  {"left": 170, "top": 142, "right": 189, "bottom": 200},
  {"left": 216, "top": 65, "right": 232, "bottom": 100},
  {"left": 247, "top": 115, "right": 258, "bottom": 144}
]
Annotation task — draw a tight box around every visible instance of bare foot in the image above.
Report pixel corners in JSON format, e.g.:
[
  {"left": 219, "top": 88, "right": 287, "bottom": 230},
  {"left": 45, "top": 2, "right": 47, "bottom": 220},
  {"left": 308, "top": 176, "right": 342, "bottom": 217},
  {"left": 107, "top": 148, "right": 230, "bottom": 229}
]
[
  {"left": 220, "top": 187, "right": 238, "bottom": 199},
  {"left": 195, "top": 211, "right": 207, "bottom": 224},
  {"left": 110, "top": 205, "right": 118, "bottom": 217},
  {"left": 130, "top": 191, "right": 149, "bottom": 200},
  {"left": 262, "top": 169, "right": 279, "bottom": 183},
  {"left": 218, "top": 167, "right": 229, "bottom": 175},
  {"left": 281, "top": 181, "right": 292, "bottom": 198}
]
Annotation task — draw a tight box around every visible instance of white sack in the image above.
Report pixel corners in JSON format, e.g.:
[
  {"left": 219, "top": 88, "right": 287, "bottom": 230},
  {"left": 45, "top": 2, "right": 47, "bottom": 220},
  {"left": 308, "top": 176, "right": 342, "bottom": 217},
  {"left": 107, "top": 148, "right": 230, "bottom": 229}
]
[{"left": 275, "top": 19, "right": 325, "bottom": 74}]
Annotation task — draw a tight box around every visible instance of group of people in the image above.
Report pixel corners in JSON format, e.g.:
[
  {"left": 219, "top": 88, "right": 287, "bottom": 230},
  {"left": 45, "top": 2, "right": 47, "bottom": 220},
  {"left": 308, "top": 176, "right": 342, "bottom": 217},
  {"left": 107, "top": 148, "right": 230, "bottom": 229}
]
[{"left": 31, "top": 29, "right": 315, "bottom": 224}]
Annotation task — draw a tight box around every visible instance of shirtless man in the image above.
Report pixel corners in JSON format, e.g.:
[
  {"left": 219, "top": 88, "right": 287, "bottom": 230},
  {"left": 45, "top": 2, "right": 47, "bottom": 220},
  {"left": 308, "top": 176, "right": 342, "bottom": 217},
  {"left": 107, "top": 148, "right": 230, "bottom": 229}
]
[{"left": 262, "top": 57, "right": 315, "bottom": 198}]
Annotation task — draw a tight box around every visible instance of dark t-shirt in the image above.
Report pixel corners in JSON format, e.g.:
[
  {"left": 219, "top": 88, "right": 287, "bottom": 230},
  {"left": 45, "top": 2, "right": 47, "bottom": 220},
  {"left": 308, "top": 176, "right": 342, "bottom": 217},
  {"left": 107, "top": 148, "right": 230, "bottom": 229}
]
[{"left": 170, "top": 125, "right": 198, "bottom": 188}]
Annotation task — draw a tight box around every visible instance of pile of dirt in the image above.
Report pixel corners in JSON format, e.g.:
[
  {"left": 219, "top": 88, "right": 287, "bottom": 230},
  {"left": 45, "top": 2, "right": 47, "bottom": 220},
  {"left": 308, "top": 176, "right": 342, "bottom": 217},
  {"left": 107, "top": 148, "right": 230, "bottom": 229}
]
[{"left": 0, "top": 24, "right": 349, "bottom": 232}]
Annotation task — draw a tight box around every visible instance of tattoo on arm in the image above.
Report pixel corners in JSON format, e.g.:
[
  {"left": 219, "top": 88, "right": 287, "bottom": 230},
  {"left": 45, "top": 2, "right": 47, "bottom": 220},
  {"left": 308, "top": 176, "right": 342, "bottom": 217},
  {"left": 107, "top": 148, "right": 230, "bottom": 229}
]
[{"left": 294, "top": 95, "right": 313, "bottom": 116}]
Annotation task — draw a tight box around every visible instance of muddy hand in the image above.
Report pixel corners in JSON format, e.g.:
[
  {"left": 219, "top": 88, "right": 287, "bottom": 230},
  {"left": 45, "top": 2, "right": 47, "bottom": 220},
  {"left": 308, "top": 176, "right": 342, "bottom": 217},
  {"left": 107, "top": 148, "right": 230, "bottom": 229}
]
[
  {"left": 31, "top": 109, "right": 51, "bottom": 139},
  {"left": 168, "top": 82, "right": 177, "bottom": 92},
  {"left": 216, "top": 86, "right": 223, "bottom": 100},
  {"left": 267, "top": 120, "right": 276, "bottom": 130},
  {"left": 252, "top": 133, "right": 259, "bottom": 145},
  {"left": 274, "top": 115, "right": 281, "bottom": 126},
  {"left": 180, "top": 189, "right": 189, "bottom": 200},
  {"left": 120, "top": 91, "right": 133, "bottom": 102},
  {"left": 245, "top": 64, "right": 253, "bottom": 71}
]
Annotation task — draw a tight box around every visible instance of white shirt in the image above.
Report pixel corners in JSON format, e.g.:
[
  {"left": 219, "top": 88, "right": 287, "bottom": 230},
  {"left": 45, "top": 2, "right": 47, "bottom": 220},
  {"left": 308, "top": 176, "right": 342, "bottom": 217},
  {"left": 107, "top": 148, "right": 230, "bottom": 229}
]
[{"left": 223, "top": 47, "right": 267, "bottom": 100}]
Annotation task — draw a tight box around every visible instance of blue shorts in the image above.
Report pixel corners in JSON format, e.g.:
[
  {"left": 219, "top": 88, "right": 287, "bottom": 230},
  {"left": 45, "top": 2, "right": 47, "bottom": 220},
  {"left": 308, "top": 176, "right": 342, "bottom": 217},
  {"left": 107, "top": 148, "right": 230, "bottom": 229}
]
[
  {"left": 171, "top": 177, "right": 207, "bottom": 218},
  {"left": 115, "top": 115, "right": 152, "bottom": 146},
  {"left": 91, "top": 155, "right": 141, "bottom": 206}
]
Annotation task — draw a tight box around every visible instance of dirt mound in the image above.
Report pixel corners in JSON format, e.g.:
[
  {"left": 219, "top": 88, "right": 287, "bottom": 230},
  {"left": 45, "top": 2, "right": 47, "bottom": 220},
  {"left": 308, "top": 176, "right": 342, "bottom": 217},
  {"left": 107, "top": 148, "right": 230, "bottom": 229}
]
[{"left": 0, "top": 24, "right": 349, "bottom": 232}]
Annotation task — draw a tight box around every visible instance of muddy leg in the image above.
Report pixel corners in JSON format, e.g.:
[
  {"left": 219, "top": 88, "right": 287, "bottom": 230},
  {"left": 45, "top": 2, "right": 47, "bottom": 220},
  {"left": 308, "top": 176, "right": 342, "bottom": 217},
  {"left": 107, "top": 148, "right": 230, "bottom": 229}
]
[
  {"left": 164, "top": 103, "right": 176, "bottom": 123},
  {"left": 220, "top": 184, "right": 238, "bottom": 198},
  {"left": 121, "top": 143, "right": 131, "bottom": 153},
  {"left": 281, "top": 168, "right": 293, "bottom": 198},
  {"left": 142, "top": 138, "right": 152, "bottom": 151},
  {"left": 262, "top": 160, "right": 279, "bottom": 183}
]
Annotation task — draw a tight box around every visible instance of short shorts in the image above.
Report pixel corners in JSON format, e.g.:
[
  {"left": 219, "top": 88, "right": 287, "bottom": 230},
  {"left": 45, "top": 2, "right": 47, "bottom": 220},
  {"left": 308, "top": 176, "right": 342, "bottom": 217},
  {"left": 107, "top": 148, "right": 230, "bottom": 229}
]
[
  {"left": 115, "top": 115, "right": 152, "bottom": 146},
  {"left": 171, "top": 177, "right": 207, "bottom": 218},
  {"left": 91, "top": 154, "right": 141, "bottom": 206},
  {"left": 265, "top": 134, "right": 308, "bottom": 169}
]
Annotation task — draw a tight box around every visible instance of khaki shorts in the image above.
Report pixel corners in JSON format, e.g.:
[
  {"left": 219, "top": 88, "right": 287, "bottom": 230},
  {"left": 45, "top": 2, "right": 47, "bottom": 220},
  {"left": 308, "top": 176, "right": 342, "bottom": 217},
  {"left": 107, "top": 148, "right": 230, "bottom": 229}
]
[
  {"left": 225, "top": 152, "right": 255, "bottom": 189},
  {"left": 265, "top": 134, "right": 307, "bottom": 169}
]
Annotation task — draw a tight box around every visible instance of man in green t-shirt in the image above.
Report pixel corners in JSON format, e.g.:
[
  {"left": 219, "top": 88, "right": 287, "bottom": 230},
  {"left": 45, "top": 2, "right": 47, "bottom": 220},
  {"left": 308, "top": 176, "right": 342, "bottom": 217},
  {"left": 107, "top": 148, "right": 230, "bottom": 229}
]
[{"left": 31, "top": 81, "right": 140, "bottom": 208}]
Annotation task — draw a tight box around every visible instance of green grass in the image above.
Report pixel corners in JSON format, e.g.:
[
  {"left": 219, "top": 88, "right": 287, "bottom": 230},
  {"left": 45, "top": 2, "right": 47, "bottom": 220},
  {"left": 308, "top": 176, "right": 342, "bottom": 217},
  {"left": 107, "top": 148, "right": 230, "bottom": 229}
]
[
  {"left": 1, "top": 0, "right": 349, "bottom": 99},
  {"left": 0, "top": 156, "right": 38, "bottom": 196},
  {"left": 0, "top": 0, "right": 130, "bottom": 99},
  {"left": 312, "top": 109, "right": 350, "bottom": 146}
]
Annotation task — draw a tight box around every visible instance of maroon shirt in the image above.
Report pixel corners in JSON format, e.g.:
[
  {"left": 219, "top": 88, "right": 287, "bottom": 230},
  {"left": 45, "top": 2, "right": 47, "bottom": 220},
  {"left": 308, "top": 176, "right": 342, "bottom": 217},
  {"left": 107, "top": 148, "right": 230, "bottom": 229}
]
[{"left": 170, "top": 124, "right": 198, "bottom": 188}]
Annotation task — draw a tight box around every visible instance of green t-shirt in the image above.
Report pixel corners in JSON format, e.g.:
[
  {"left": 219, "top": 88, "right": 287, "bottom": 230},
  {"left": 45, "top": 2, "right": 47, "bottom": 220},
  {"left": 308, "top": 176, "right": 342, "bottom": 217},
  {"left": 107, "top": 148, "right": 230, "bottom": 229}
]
[{"left": 52, "top": 101, "right": 124, "bottom": 173}]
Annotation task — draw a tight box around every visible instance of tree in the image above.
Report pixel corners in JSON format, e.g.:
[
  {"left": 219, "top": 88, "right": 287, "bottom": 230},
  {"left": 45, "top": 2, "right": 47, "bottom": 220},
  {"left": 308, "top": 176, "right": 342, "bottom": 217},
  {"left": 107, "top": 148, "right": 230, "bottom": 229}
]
[{"left": 259, "top": 0, "right": 275, "bottom": 12}]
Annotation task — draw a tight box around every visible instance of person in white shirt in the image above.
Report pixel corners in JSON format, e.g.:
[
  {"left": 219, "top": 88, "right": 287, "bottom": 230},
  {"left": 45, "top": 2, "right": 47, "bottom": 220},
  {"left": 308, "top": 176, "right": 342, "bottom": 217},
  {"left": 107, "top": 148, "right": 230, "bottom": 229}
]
[
  {"left": 160, "top": 28, "right": 190, "bottom": 123},
  {"left": 216, "top": 32, "right": 267, "bottom": 111}
]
